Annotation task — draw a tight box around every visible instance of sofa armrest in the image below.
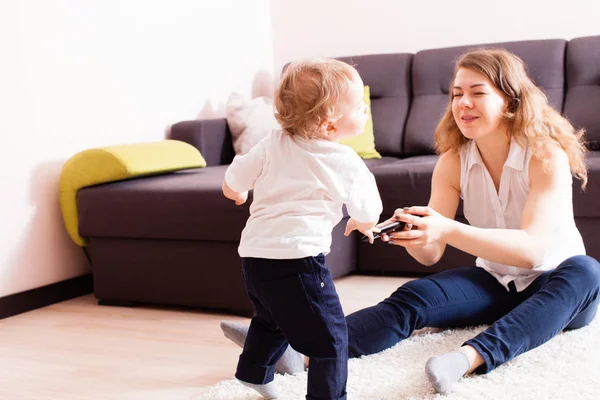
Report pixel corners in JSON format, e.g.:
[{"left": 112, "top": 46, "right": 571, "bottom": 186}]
[
  {"left": 170, "top": 119, "right": 235, "bottom": 166},
  {"left": 60, "top": 140, "right": 206, "bottom": 246}
]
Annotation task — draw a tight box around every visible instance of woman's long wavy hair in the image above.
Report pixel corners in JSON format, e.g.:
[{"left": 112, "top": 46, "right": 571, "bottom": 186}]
[{"left": 434, "top": 49, "right": 588, "bottom": 189}]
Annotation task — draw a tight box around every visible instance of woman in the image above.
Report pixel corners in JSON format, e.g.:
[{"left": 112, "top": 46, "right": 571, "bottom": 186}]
[{"left": 221, "top": 49, "right": 600, "bottom": 394}]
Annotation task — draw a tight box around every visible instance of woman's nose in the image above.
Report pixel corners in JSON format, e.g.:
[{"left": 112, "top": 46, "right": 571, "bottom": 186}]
[{"left": 459, "top": 95, "right": 473, "bottom": 108}]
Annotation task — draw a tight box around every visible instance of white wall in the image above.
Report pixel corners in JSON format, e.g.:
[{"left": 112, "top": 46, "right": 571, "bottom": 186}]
[
  {"left": 272, "top": 0, "right": 600, "bottom": 73},
  {"left": 0, "top": 0, "right": 273, "bottom": 297},
  {"left": 3, "top": 0, "right": 598, "bottom": 299}
]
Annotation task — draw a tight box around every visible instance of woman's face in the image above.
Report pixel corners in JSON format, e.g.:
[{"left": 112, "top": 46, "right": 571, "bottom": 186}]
[{"left": 451, "top": 67, "right": 510, "bottom": 141}]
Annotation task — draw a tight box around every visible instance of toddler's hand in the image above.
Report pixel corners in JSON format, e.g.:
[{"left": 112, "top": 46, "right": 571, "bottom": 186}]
[{"left": 344, "top": 218, "right": 380, "bottom": 244}]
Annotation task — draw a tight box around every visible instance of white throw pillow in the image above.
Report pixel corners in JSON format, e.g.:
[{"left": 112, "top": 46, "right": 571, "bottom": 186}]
[{"left": 226, "top": 92, "right": 280, "bottom": 155}]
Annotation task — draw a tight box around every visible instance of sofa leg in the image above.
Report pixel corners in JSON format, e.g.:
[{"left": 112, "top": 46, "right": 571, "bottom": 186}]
[{"left": 97, "top": 299, "right": 139, "bottom": 307}]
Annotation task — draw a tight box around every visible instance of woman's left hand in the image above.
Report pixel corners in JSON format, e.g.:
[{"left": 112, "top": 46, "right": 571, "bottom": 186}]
[{"left": 382, "top": 206, "right": 453, "bottom": 248}]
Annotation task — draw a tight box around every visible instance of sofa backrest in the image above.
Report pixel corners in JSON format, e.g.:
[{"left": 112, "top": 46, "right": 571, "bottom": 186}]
[
  {"left": 175, "top": 36, "right": 599, "bottom": 164},
  {"left": 337, "top": 53, "right": 412, "bottom": 157},
  {"left": 564, "top": 35, "right": 600, "bottom": 151},
  {"left": 402, "top": 39, "right": 567, "bottom": 156}
]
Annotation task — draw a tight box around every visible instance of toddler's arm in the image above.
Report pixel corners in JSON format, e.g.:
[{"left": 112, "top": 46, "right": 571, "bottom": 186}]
[
  {"left": 222, "top": 181, "right": 248, "bottom": 205},
  {"left": 344, "top": 158, "right": 383, "bottom": 243},
  {"left": 222, "top": 134, "right": 269, "bottom": 205}
]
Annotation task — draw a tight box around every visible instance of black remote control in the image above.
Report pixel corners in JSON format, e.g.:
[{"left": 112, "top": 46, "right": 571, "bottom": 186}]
[{"left": 360, "top": 221, "right": 406, "bottom": 242}]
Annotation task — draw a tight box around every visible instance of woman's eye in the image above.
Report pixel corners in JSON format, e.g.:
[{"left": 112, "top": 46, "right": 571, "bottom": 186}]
[{"left": 452, "top": 93, "right": 463, "bottom": 98}]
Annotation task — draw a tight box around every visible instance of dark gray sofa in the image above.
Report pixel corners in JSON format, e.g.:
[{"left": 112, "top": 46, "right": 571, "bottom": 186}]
[{"left": 77, "top": 35, "right": 600, "bottom": 315}]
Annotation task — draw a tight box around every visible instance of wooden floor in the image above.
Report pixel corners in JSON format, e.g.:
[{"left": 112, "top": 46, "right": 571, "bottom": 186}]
[{"left": 0, "top": 275, "right": 411, "bottom": 400}]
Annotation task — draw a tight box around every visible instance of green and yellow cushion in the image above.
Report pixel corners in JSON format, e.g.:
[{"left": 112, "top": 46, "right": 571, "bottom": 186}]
[
  {"left": 59, "top": 140, "right": 206, "bottom": 246},
  {"left": 340, "top": 85, "right": 381, "bottom": 159}
]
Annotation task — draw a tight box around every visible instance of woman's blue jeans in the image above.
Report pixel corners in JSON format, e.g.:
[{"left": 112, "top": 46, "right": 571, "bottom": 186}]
[{"left": 346, "top": 255, "right": 600, "bottom": 373}]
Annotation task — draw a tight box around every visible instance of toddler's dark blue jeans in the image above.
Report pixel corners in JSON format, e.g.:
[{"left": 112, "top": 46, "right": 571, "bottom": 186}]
[{"left": 236, "top": 254, "right": 347, "bottom": 400}]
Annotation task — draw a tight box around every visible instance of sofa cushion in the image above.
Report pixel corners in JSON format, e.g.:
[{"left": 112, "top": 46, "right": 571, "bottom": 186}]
[
  {"left": 226, "top": 93, "right": 280, "bottom": 156},
  {"left": 78, "top": 166, "right": 251, "bottom": 242},
  {"left": 337, "top": 53, "right": 412, "bottom": 157},
  {"left": 78, "top": 155, "right": 444, "bottom": 244},
  {"left": 564, "top": 35, "right": 600, "bottom": 148},
  {"left": 404, "top": 39, "right": 567, "bottom": 156}
]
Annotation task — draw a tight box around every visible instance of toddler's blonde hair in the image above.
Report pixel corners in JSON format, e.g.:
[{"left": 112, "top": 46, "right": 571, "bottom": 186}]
[{"left": 274, "top": 58, "right": 356, "bottom": 139}]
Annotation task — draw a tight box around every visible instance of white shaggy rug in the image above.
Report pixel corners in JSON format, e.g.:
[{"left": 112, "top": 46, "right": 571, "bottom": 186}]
[{"left": 196, "top": 316, "right": 600, "bottom": 400}]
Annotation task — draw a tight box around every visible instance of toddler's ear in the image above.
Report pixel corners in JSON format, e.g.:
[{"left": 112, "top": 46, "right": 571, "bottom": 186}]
[{"left": 321, "top": 120, "right": 337, "bottom": 138}]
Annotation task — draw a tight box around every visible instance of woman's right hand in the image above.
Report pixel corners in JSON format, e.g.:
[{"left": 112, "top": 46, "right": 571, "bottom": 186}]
[{"left": 382, "top": 206, "right": 453, "bottom": 249}]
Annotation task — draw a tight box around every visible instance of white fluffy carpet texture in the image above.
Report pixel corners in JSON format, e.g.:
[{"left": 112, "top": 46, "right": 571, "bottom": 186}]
[{"left": 195, "top": 316, "right": 600, "bottom": 400}]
